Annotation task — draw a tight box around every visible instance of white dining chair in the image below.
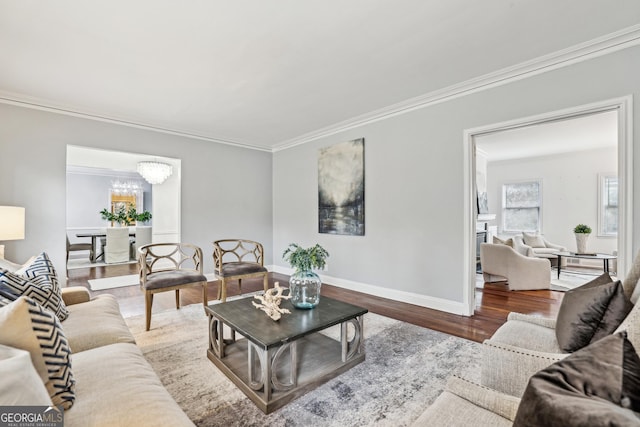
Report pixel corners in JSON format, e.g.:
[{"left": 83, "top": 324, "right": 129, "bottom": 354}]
[{"left": 105, "top": 227, "right": 130, "bottom": 264}]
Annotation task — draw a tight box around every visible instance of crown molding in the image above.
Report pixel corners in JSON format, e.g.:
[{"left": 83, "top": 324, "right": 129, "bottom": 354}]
[
  {"left": 0, "top": 94, "right": 272, "bottom": 152},
  {"left": 273, "top": 24, "right": 640, "bottom": 152},
  {"left": 1, "top": 24, "right": 639, "bottom": 154}
]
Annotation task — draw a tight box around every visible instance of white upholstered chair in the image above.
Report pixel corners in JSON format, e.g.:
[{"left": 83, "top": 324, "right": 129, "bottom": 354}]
[
  {"left": 480, "top": 250, "right": 640, "bottom": 397},
  {"left": 104, "top": 227, "right": 130, "bottom": 264},
  {"left": 134, "top": 226, "right": 152, "bottom": 257},
  {"left": 479, "top": 243, "right": 551, "bottom": 291}
]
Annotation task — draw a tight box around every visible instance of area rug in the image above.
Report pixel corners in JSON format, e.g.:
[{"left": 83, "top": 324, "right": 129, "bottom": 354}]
[
  {"left": 125, "top": 302, "right": 481, "bottom": 426},
  {"left": 88, "top": 274, "right": 139, "bottom": 290},
  {"left": 550, "top": 270, "right": 616, "bottom": 291}
]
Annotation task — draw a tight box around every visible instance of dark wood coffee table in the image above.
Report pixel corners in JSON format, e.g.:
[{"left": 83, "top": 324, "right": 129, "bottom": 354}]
[{"left": 205, "top": 295, "right": 368, "bottom": 414}]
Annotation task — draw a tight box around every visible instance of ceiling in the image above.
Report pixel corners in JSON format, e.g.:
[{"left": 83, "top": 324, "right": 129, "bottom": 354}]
[
  {"left": 475, "top": 110, "right": 618, "bottom": 162},
  {"left": 1, "top": 1, "right": 639, "bottom": 151}
]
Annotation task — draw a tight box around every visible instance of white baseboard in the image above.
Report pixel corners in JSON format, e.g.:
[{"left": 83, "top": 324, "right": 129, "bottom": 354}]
[{"left": 270, "top": 266, "right": 468, "bottom": 315}]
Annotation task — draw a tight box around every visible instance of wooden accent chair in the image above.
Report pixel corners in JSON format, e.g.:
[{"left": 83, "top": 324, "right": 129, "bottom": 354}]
[
  {"left": 212, "top": 239, "right": 268, "bottom": 302},
  {"left": 138, "top": 242, "right": 208, "bottom": 331}
]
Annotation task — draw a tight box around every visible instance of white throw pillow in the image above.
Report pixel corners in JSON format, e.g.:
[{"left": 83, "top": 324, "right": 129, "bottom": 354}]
[
  {"left": 0, "top": 297, "right": 75, "bottom": 409},
  {"left": 522, "top": 232, "right": 546, "bottom": 248},
  {"left": 0, "top": 344, "right": 52, "bottom": 405}
]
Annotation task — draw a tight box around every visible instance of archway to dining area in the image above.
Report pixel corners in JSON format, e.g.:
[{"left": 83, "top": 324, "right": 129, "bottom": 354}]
[{"left": 65, "top": 145, "right": 181, "bottom": 274}]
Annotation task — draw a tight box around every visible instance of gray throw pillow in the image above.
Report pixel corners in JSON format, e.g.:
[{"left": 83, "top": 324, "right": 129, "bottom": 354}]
[
  {"left": 513, "top": 332, "right": 640, "bottom": 426},
  {"left": 556, "top": 273, "right": 632, "bottom": 353}
]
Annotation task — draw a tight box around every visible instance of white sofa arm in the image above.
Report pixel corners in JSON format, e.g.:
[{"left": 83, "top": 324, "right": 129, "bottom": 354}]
[
  {"left": 543, "top": 239, "right": 566, "bottom": 251},
  {"left": 507, "top": 312, "right": 557, "bottom": 329},
  {"left": 446, "top": 376, "right": 520, "bottom": 421},
  {"left": 481, "top": 340, "right": 568, "bottom": 397},
  {"left": 512, "top": 236, "right": 533, "bottom": 257}
]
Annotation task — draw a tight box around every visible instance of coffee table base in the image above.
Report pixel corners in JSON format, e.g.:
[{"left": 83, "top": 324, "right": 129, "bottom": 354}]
[{"left": 207, "top": 326, "right": 365, "bottom": 414}]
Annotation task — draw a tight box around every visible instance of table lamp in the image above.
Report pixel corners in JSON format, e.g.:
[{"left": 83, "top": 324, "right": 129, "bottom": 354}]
[{"left": 0, "top": 206, "right": 25, "bottom": 259}]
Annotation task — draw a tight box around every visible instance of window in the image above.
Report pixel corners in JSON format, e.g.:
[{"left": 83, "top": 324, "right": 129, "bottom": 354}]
[
  {"left": 502, "top": 180, "right": 541, "bottom": 232},
  {"left": 599, "top": 175, "right": 618, "bottom": 236}
]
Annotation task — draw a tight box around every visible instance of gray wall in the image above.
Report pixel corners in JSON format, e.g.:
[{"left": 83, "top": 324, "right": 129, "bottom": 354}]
[
  {"left": 273, "top": 46, "right": 640, "bottom": 307},
  {"left": 0, "top": 105, "right": 273, "bottom": 278},
  {"left": 2, "top": 45, "right": 639, "bottom": 312}
]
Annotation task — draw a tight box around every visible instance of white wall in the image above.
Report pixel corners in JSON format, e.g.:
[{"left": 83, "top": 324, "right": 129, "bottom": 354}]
[
  {"left": 487, "top": 147, "right": 617, "bottom": 254},
  {"left": 0, "top": 105, "right": 273, "bottom": 279},
  {"left": 273, "top": 45, "right": 640, "bottom": 313}
]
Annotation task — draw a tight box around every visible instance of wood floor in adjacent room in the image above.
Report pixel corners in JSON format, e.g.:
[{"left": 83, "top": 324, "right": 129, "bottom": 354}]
[{"left": 66, "top": 264, "right": 564, "bottom": 343}]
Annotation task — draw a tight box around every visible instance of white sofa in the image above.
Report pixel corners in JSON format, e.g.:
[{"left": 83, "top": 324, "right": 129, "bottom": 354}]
[
  {"left": 512, "top": 234, "right": 567, "bottom": 267},
  {"left": 0, "top": 279, "right": 194, "bottom": 426}
]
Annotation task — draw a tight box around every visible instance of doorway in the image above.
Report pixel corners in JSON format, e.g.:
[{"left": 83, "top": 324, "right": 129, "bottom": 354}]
[
  {"left": 463, "top": 97, "right": 633, "bottom": 315},
  {"left": 65, "top": 145, "right": 181, "bottom": 271}
]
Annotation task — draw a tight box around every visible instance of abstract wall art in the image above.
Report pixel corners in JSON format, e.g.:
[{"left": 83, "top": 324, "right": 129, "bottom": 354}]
[{"left": 318, "top": 138, "right": 365, "bottom": 236}]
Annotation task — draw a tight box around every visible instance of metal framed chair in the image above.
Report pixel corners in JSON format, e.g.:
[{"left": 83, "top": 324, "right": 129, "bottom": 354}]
[
  {"left": 212, "top": 239, "right": 268, "bottom": 302},
  {"left": 66, "top": 235, "right": 94, "bottom": 262},
  {"left": 138, "top": 243, "right": 208, "bottom": 331}
]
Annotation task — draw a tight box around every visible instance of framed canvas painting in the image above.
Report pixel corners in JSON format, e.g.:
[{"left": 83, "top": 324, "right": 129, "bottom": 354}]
[{"left": 318, "top": 138, "right": 365, "bottom": 236}]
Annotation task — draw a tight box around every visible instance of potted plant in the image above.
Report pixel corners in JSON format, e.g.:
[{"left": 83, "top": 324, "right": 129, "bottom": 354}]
[
  {"left": 282, "top": 243, "right": 329, "bottom": 309},
  {"left": 573, "top": 224, "right": 592, "bottom": 254},
  {"left": 100, "top": 206, "right": 133, "bottom": 226},
  {"left": 128, "top": 206, "right": 152, "bottom": 225}
]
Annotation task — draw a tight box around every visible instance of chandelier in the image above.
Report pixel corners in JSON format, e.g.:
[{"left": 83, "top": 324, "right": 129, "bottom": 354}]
[
  {"left": 137, "top": 161, "right": 173, "bottom": 185},
  {"left": 110, "top": 180, "right": 143, "bottom": 196}
]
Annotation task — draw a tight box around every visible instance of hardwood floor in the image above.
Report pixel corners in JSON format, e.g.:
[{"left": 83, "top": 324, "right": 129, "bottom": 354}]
[{"left": 66, "top": 264, "right": 564, "bottom": 343}]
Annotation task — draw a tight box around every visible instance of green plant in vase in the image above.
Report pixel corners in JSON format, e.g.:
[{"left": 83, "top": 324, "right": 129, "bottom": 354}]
[
  {"left": 128, "top": 206, "right": 152, "bottom": 225},
  {"left": 573, "top": 223, "right": 592, "bottom": 254},
  {"left": 282, "top": 243, "right": 329, "bottom": 309},
  {"left": 100, "top": 206, "right": 132, "bottom": 226}
]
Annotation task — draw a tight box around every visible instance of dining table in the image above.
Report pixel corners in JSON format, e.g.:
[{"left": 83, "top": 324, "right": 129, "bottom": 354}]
[{"left": 76, "top": 231, "right": 135, "bottom": 263}]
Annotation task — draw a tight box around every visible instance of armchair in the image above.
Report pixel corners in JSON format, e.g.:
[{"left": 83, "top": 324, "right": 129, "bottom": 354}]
[
  {"left": 212, "top": 239, "right": 268, "bottom": 302},
  {"left": 138, "top": 243, "right": 208, "bottom": 331},
  {"left": 481, "top": 250, "right": 640, "bottom": 397},
  {"left": 479, "top": 243, "right": 550, "bottom": 291}
]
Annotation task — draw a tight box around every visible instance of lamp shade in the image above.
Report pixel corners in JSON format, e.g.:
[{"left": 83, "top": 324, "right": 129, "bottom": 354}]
[
  {"left": 137, "top": 161, "right": 173, "bottom": 185},
  {"left": 0, "top": 206, "right": 25, "bottom": 240}
]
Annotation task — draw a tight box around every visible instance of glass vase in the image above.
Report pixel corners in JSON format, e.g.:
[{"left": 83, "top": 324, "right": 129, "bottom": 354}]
[{"left": 289, "top": 269, "right": 321, "bottom": 309}]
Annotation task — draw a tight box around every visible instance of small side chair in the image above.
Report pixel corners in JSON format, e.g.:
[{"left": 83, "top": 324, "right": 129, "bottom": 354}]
[
  {"left": 138, "top": 242, "right": 208, "bottom": 331},
  {"left": 66, "top": 235, "right": 94, "bottom": 263},
  {"left": 212, "top": 239, "right": 268, "bottom": 302}
]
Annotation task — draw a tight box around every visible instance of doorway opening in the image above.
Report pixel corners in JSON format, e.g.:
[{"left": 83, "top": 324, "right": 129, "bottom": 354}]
[
  {"left": 463, "top": 96, "right": 633, "bottom": 315},
  {"left": 65, "top": 145, "right": 181, "bottom": 273}
]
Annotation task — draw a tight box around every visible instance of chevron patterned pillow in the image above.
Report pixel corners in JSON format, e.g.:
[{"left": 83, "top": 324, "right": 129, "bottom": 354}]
[
  {"left": 0, "top": 252, "right": 69, "bottom": 321},
  {"left": 0, "top": 296, "right": 75, "bottom": 409}
]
